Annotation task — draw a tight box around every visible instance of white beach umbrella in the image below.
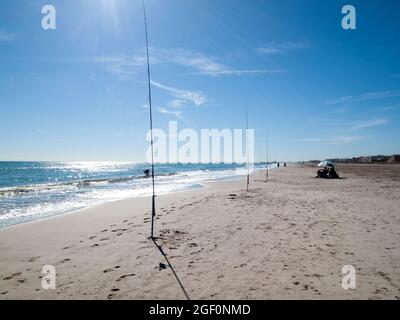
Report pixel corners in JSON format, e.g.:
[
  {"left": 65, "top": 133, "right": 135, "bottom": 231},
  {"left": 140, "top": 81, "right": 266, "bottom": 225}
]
[{"left": 318, "top": 160, "right": 334, "bottom": 167}]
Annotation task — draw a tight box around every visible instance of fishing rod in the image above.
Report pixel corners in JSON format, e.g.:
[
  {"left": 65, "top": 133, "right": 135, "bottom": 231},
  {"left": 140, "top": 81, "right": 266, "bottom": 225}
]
[
  {"left": 142, "top": 0, "right": 156, "bottom": 239},
  {"left": 266, "top": 126, "right": 269, "bottom": 182},
  {"left": 245, "top": 105, "right": 250, "bottom": 192},
  {"left": 141, "top": 0, "right": 191, "bottom": 303}
]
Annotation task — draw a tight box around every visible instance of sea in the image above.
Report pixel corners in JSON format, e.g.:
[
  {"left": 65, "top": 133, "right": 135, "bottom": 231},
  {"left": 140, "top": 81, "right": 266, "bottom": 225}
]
[{"left": 0, "top": 162, "right": 272, "bottom": 228}]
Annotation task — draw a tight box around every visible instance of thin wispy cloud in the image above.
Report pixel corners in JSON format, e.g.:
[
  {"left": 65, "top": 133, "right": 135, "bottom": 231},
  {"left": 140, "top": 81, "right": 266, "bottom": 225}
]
[
  {"left": 353, "top": 118, "right": 388, "bottom": 129},
  {"left": 157, "top": 48, "right": 278, "bottom": 76},
  {"left": 298, "top": 135, "right": 365, "bottom": 144},
  {"left": 309, "top": 117, "right": 389, "bottom": 132},
  {"left": 151, "top": 80, "right": 207, "bottom": 106},
  {"left": 196, "top": 69, "right": 284, "bottom": 76},
  {"left": 378, "top": 105, "right": 399, "bottom": 112},
  {"left": 335, "top": 107, "right": 347, "bottom": 113},
  {"left": 95, "top": 48, "right": 276, "bottom": 77},
  {"left": 256, "top": 41, "right": 311, "bottom": 55},
  {"left": 158, "top": 107, "right": 183, "bottom": 120},
  {"left": 166, "top": 48, "right": 226, "bottom": 75},
  {"left": 300, "top": 116, "right": 388, "bottom": 145},
  {"left": 0, "top": 30, "right": 15, "bottom": 42},
  {"left": 324, "top": 90, "right": 400, "bottom": 105},
  {"left": 169, "top": 99, "right": 186, "bottom": 108},
  {"left": 94, "top": 55, "right": 160, "bottom": 77}
]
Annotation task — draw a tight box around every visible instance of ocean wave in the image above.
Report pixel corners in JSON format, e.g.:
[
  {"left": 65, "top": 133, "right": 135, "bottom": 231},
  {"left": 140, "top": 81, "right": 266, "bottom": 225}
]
[{"left": 0, "top": 172, "right": 182, "bottom": 197}]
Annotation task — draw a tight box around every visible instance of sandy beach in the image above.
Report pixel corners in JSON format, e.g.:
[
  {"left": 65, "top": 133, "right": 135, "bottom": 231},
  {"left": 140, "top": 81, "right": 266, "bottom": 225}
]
[{"left": 0, "top": 164, "right": 399, "bottom": 300}]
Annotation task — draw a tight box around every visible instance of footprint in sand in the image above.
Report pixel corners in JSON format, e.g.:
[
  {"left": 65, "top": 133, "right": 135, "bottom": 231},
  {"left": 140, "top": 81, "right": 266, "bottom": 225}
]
[
  {"left": 103, "top": 268, "right": 114, "bottom": 273},
  {"left": 174, "top": 230, "right": 186, "bottom": 235},
  {"left": 107, "top": 290, "right": 120, "bottom": 300},
  {"left": 116, "top": 274, "right": 136, "bottom": 282},
  {"left": 103, "top": 266, "right": 120, "bottom": 274},
  {"left": 302, "top": 284, "right": 310, "bottom": 290},
  {"left": 27, "top": 257, "right": 40, "bottom": 263},
  {"left": 3, "top": 272, "right": 22, "bottom": 280},
  {"left": 59, "top": 258, "right": 71, "bottom": 264},
  {"left": 111, "top": 228, "right": 127, "bottom": 233}
]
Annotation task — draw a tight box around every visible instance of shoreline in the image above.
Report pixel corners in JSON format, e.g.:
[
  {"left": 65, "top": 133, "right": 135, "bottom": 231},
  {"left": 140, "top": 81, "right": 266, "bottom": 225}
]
[
  {"left": 0, "top": 181, "right": 208, "bottom": 232},
  {"left": 0, "top": 168, "right": 253, "bottom": 230},
  {"left": 0, "top": 164, "right": 399, "bottom": 299},
  {"left": 0, "top": 170, "right": 247, "bottom": 230}
]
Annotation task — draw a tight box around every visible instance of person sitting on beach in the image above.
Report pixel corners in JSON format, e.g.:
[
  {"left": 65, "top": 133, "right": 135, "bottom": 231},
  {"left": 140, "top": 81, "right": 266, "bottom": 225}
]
[
  {"left": 316, "top": 167, "right": 329, "bottom": 178},
  {"left": 316, "top": 166, "right": 339, "bottom": 179},
  {"left": 327, "top": 166, "right": 339, "bottom": 179}
]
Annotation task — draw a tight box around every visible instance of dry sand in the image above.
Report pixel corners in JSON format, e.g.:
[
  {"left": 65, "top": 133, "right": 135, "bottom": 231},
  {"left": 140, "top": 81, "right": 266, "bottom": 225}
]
[{"left": 0, "top": 164, "right": 399, "bottom": 300}]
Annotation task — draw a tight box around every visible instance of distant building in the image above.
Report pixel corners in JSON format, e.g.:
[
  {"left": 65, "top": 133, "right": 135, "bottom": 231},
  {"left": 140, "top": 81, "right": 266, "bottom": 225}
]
[
  {"left": 300, "top": 154, "right": 400, "bottom": 165},
  {"left": 387, "top": 155, "right": 400, "bottom": 163}
]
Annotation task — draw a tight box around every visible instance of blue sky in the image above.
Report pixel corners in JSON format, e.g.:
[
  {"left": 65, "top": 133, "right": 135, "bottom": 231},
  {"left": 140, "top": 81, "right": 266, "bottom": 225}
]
[{"left": 0, "top": 0, "right": 399, "bottom": 162}]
